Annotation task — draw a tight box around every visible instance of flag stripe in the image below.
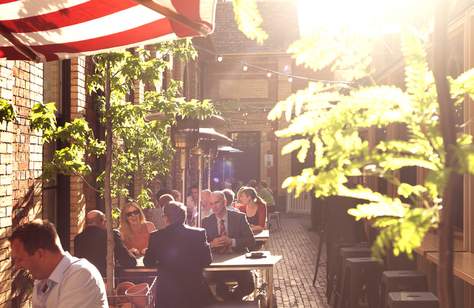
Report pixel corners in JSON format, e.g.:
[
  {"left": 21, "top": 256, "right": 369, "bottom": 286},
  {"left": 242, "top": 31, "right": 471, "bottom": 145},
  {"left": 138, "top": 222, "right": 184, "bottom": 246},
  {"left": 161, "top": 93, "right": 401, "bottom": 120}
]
[
  {"left": 0, "top": 6, "right": 168, "bottom": 47},
  {"left": 0, "top": 0, "right": 216, "bottom": 61},
  {"left": 1, "top": 0, "right": 139, "bottom": 33}
]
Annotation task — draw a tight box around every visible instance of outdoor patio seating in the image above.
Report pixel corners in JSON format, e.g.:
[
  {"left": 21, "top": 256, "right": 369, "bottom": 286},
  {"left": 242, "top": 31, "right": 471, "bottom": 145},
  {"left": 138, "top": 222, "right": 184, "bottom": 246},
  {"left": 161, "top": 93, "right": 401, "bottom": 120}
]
[
  {"left": 337, "top": 257, "right": 381, "bottom": 308},
  {"left": 387, "top": 291, "right": 439, "bottom": 308},
  {"left": 268, "top": 211, "right": 281, "bottom": 231},
  {"left": 330, "top": 245, "right": 371, "bottom": 306},
  {"left": 380, "top": 270, "right": 428, "bottom": 308}
]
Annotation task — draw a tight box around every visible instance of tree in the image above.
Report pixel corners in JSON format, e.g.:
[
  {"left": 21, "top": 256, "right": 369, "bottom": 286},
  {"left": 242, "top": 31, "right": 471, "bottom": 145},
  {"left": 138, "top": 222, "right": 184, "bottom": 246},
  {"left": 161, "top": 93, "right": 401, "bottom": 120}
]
[
  {"left": 87, "top": 40, "right": 216, "bottom": 292},
  {"left": 232, "top": 0, "right": 473, "bottom": 306}
]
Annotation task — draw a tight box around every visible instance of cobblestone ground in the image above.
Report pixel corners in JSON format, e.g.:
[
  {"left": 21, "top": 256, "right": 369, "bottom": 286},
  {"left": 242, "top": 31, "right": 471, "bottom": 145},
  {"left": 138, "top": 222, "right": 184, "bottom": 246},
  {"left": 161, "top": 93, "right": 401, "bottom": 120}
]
[{"left": 267, "top": 213, "right": 328, "bottom": 308}]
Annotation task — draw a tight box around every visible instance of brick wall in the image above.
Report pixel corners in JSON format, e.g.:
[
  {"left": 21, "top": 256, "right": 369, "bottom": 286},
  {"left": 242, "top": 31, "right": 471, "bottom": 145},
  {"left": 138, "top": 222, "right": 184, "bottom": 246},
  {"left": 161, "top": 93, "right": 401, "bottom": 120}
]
[{"left": 0, "top": 58, "right": 43, "bottom": 306}]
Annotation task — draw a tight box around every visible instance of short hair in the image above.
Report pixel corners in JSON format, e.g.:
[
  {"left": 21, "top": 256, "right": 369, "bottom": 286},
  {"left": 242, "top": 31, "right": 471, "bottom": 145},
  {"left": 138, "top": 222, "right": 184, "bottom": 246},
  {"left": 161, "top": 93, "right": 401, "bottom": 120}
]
[
  {"left": 156, "top": 188, "right": 173, "bottom": 200},
  {"left": 164, "top": 201, "right": 187, "bottom": 225},
  {"left": 86, "top": 210, "right": 105, "bottom": 226},
  {"left": 222, "top": 189, "right": 235, "bottom": 206},
  {"left": 9, "top": 220, "right": 61, "bottom": 255},
  {"left": 170, "top": 189, "right": 181, "bottom": 201},
  {"left": 211, "top": 191, "right": 226, "bottom": 204},
  {"left": 247, "top": 179, "right": 257, "bottom": 188},
  {"left": 158, "top": 194, "right": 174, "bottom": 208}
]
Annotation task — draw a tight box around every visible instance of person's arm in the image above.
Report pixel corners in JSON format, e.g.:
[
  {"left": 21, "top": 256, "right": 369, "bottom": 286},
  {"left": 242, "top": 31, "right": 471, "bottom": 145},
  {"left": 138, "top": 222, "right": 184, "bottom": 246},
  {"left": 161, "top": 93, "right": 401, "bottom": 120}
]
[
  {"left": 257, "top": 203, "right": 267, "bottom": 229},
  {"left": 197, "top": 229, "right": 213, "bottom": 267},
  {"left": 57, "top": 265, "right": 107, "bottom": 308},
  {"left": 113, "top": 229, "right": 136, "bottom": 268},
  {"left": 233, "top": 214, "right": 256, "bottom": 251},
  {"left": 143, "top": 232, "right": 158, "bottom": 267}
]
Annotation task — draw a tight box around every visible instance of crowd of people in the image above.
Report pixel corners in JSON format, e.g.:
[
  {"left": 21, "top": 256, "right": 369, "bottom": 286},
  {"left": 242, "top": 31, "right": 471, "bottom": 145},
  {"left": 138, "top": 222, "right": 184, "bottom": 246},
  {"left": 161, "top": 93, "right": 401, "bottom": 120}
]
[{"left": 8, "top": 180, "right": 276, "bottom": 308}]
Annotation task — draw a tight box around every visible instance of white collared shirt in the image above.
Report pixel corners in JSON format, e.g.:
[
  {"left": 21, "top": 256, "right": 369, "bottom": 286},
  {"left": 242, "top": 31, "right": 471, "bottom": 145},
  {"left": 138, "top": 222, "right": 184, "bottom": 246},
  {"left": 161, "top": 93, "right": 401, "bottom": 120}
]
[
  {"left": 215, "top": 211, "right": 236, "bottom": 247},
  {"left": 32, "top": 252, "right": 108, "bottom": 308}
]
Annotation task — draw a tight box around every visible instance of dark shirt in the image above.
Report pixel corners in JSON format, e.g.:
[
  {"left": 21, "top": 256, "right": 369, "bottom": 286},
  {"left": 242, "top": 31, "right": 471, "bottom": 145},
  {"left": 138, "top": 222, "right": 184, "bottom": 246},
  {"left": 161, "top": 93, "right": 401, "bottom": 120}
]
[
  {"left": 74, "top": 226, "right": 136, "bottom": 276},
  {"left": 144, "top": 223, "right": 213, "bottom": 308}
]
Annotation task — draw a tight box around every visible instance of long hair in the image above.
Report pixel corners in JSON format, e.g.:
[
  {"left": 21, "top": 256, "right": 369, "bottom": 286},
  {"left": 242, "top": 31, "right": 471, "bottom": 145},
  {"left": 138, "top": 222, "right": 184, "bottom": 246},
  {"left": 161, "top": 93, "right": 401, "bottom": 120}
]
[
  {"left": 240, "top": 186, "right": 266, "bottom": 206},
  {"left": 119, "top": 202, "right": 146, "bottom": 243}
]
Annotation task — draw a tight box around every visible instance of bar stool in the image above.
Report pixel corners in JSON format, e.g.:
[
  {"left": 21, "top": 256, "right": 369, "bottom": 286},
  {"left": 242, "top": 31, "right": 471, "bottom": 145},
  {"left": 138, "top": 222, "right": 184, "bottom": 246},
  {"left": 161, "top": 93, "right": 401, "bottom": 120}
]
[
  {"left": 380, "top": 270, "right": 427, "bottom": 308},
  {"left": 337, "top": 257, "right": 381, "bottom": 308},
  {"left": 268, "top": 211, "right": 281, "bottom": 230},
  {"left": 388, "top": 292, "right": 439, "bottom": 308},
  {"left": 330, "top": 245, "right": 371, "bottom": 307}
]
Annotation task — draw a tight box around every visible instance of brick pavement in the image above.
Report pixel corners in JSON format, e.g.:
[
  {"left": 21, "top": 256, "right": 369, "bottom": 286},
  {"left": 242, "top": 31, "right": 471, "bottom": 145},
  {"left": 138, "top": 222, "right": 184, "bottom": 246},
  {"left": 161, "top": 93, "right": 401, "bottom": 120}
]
[{"left": 267, "top": 213, "right": 328, "bottom": 308}]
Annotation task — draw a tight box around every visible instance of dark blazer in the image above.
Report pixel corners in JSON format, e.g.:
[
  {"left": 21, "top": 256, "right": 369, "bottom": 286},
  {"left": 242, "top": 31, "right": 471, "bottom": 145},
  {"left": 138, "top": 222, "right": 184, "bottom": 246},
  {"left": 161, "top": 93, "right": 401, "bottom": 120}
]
[
  {"left": 202, "top": 210, "right": 256, "bottom": 253},
  {"left": 74, "top": 226, "right": 136, "bottom": 276},
  {"left": 143, "top": 224, "right": 213, "bottom": 308}
]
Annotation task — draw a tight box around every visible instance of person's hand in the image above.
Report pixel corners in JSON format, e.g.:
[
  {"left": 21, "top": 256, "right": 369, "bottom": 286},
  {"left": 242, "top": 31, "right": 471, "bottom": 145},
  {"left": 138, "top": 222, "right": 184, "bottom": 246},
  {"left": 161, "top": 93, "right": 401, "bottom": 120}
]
[
  {"left": 129, "top": 248, "right": 140, "bottom": 258},
  {"left": 210, "top": 237, "right": 226, "bottom": 248},
  {"left": 140, "top": 248, "right": 148, "bottom": 256},
  {"left": 220, "top": 235, "right": 232, "bottom": 247}
]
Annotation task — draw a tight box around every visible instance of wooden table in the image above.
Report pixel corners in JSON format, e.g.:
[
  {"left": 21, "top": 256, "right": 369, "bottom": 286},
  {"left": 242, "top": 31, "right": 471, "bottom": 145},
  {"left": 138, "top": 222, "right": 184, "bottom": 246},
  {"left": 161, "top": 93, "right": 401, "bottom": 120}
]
[
  {"left": 414, "top": 231, "right": 464, "bottom": 255},
  {"left": 426, "top": 252, "right": 474, "bottom": 286},
  {"left": 254, "top": 229, "right": 270, "bottom": 247},
  {"left": 205, "top": 251, "right": 282, "bottom": 308}
]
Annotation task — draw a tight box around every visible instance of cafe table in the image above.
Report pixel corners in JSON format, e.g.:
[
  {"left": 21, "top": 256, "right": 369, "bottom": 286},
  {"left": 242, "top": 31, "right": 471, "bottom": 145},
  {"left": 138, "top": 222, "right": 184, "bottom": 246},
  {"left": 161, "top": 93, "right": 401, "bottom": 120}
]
[
  {"left": 254, "top": 229, "right": 270, "bottom": 248},
  {"left": 205, "top": 250, "right": 282, "bottom": 308}
]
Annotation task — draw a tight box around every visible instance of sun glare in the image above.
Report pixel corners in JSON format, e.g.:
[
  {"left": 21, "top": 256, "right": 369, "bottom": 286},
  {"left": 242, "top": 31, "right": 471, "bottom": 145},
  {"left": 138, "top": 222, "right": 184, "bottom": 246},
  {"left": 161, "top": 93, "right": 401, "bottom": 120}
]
[{"left": 297, "top": 0, "right": 434, "bottom": 37}]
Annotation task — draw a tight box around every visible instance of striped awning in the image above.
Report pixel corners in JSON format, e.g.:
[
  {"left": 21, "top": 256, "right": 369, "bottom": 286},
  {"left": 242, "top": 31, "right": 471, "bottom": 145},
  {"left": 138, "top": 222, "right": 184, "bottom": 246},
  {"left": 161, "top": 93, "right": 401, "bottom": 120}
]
[{"left": 0, "top": 0, "right": 216, "bottom": 61}]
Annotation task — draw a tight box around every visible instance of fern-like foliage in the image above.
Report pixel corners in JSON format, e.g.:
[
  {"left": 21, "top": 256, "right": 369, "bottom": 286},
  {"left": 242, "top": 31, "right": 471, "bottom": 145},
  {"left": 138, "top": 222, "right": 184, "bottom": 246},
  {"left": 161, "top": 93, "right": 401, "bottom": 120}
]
[{"left": 270, "top": 32, "right": 474, "bottom": 259}]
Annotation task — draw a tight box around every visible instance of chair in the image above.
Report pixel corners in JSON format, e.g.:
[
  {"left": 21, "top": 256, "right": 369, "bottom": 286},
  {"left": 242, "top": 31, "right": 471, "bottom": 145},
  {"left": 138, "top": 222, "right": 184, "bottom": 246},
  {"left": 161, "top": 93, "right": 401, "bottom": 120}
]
[
  {"left": 388, "top": 292, "right": 439, "bottom": 308},
  {"left": 268, "top": 211, "right": 281, "bottom": 230}
]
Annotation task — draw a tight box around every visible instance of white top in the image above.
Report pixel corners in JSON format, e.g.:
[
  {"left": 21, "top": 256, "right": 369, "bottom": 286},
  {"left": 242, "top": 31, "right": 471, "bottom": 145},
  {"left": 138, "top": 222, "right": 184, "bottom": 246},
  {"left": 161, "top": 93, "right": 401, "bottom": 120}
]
[{"left": 32, "top": 252, "right": 108, "bottom": 308}]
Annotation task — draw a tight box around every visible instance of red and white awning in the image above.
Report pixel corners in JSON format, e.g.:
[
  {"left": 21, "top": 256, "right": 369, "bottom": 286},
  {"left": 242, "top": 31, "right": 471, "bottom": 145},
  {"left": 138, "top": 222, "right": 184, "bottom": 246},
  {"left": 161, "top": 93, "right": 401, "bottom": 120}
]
[{"left": 0, "top": 0, "right": 216, "bottom": 61}]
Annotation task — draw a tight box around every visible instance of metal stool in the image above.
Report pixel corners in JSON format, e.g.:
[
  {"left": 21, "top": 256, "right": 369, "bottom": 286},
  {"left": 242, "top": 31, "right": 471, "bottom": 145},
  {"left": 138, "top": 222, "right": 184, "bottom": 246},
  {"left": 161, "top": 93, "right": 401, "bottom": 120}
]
[
  {"left": 380, "top": 270, "right": 427, "bottom": 308},
  {"left": 268, "top": 211, "right": 281, "bottom": 230},
  {"left": 330, "top": 245, "right": 371, "bottom": 307},
  {"left": 388, "top": 292, "right": 438, "bottom": 308},
  {"left": 338, "top": 257, "right": 381, "bottom": 308}
]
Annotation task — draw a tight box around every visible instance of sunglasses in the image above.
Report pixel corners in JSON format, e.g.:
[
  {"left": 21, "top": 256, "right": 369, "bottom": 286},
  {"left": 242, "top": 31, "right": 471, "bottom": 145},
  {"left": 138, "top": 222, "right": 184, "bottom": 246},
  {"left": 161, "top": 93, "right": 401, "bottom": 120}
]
[{"left": 126, "top": 210, "right": 140, "bottom": 218}]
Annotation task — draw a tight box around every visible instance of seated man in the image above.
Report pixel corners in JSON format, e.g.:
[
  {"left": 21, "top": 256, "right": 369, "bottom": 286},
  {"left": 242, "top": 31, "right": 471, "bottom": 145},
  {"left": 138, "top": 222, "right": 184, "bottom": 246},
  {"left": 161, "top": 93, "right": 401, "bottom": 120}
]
[
  {"left": 144, "top": 194, "right": 174, "bottom": 230},
  {"left": 144, "top": 201, "right": 213, "bottom": 308},
  {"left": 74, "top": 210, "right": 136, "bottom": 276},
  {"left": 10, "top": 220, "right": 108, "bottom": 307},
  {"left": 202, "top": 191, "right": 256, "bottom": 301}
]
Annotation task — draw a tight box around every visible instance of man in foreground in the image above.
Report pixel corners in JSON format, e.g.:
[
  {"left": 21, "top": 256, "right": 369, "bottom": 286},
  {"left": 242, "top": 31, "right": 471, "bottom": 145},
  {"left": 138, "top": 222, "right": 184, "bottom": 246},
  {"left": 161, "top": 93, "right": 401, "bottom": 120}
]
[
  {"left": 10, "top": 219, "right": 108, "bottom": 307},
  {"left": 144, "top": 201, "right": 213, "bottom": 308},
  {"left": 74, "top": 210, "right": 136, "bottom": 276},
  {"left": 202, "top": 191, "right": 256, "bottom": 301}
]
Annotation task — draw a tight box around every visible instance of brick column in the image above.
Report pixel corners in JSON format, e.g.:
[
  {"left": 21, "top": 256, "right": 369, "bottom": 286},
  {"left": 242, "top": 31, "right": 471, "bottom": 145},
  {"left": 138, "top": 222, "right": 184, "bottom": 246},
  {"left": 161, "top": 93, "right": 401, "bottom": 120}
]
[{"left": 69, "top": 57, "right": 87, "bottom": 253}]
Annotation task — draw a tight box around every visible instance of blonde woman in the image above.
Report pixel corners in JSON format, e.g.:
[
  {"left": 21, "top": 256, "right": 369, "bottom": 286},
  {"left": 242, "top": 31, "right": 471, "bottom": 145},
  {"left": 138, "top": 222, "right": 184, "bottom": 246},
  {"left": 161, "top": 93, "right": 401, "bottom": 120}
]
[{"left": 119, "top": 202, "right": 156, "bottom": 258}]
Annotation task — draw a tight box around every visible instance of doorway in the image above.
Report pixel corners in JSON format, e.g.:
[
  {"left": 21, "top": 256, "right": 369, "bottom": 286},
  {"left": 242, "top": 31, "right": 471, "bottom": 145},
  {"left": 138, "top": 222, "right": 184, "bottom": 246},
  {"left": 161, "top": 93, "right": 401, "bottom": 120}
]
[{"left": 228, "top": 131, "right": 261, "bottom": 185}]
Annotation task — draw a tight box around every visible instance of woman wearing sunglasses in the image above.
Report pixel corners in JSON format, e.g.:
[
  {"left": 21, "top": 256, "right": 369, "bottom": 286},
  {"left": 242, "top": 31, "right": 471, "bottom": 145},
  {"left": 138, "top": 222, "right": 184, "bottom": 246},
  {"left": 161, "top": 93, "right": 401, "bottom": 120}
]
[{"left": 119, "top": 202, "right": 156, "bottom": 258}]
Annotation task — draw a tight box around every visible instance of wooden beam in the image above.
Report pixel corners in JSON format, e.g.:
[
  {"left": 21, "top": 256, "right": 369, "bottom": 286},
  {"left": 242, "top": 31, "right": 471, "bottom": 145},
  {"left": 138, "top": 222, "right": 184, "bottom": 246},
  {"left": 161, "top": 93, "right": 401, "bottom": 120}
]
[
  {"left": 132, "top": 0, "right": 212, "bottom": 36},
  {"left": 0, "top": 24, "right": 42, "bottom": 62}
]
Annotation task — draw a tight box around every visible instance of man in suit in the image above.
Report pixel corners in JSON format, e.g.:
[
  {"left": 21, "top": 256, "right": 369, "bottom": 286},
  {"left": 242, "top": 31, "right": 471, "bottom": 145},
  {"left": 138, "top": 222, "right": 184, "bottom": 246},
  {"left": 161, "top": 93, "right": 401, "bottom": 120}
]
[
  {"left": 74, "top": 210, "right": 136, "bottom": 276},
  {"left": 202, "top": 191, "right": 256, "bottom": 301},
  {"left": 144, "top": 201, "right": 213, "bottom": 308}
]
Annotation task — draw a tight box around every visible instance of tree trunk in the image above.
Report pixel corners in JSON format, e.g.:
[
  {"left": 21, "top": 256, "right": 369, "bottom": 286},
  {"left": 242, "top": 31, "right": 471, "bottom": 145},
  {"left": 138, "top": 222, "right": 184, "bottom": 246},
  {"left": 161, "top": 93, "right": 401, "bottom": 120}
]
[
  {"left": 104, "top": 59, "right": 116, "bottom": 294},
  {"left": 433, "top": 0, "right": 456, "bottom": 307}
]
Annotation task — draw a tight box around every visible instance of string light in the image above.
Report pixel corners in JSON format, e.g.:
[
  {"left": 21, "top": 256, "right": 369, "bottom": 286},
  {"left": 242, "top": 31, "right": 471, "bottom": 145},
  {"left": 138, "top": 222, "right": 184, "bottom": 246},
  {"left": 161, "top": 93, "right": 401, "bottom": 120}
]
[{"left": 197, "top": 47, "right": 356, "bottom": 86}]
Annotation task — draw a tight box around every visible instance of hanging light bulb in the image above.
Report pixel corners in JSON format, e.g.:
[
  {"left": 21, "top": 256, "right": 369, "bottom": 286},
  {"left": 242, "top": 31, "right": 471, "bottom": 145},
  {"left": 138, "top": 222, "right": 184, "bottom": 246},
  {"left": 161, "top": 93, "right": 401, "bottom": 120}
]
[
  {"left": 288, "top": 76, "right": 293, "bottom": 82},
  {"left": 266, "top": 72, "right": 272, "bottom": 78},
  {"left": 242, "top": 64, "right": 248, "bottom": 72},
  {"left": 217, "top": 56, "right": 223, "bottom": 62}
]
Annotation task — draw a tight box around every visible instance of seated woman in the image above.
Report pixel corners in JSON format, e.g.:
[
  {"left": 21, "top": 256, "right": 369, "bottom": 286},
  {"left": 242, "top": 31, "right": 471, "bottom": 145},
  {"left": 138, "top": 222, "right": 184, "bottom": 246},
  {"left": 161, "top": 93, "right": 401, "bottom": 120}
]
[
  {"left": 236, "top": 187, "right": 267, "bottom": 233},
  {"left": 119, "top": 202, "right": 156, "bottom": 258}
]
